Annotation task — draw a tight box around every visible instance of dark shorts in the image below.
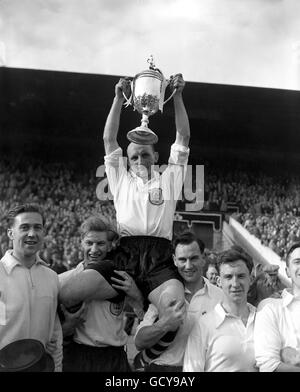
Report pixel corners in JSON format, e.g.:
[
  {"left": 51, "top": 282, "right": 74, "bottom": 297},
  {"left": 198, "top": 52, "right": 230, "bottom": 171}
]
[
  {"left": 63, "top": 341, "right": 131, "bottom": 372},
  {"left": 87, "top": 236, "right": 182, "bottom": 299}
]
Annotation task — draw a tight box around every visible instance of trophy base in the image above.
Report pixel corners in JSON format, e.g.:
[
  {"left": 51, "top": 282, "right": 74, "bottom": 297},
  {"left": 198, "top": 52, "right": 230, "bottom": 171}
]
[{"left": 127, "top": 127, "right": 158, "bottom": 145}]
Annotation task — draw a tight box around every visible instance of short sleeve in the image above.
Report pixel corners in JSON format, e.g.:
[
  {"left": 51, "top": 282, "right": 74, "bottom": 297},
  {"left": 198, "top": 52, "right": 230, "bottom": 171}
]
[
  {"left": 168, "top": 143, "right": 190, "bottom": 166},
  {"left": 162, "top": 143, "right": 190, "bottom": 201},
  {"left": 104, "top": 147, "right": 127, "bottom": 196}
]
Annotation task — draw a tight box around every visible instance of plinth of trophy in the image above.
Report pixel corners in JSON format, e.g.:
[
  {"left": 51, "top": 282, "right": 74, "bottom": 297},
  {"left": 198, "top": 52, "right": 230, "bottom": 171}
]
[{"left": 127, "top": 126, "right": 158, "bottom": 145}]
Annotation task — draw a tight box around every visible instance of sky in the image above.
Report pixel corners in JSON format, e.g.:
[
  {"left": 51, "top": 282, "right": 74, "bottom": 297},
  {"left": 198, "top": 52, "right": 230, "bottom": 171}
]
[{"left": 0, "top": 0, "right": 300, "bottom": 90}]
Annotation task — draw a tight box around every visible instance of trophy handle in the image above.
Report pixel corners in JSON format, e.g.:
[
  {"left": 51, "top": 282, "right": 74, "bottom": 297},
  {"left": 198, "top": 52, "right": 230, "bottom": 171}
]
[
  {"left": 163, "top": 88, "right": 177, "bottom": 105},
  {"left": 162, "top": 77, "right": 177, "bottom": 106},
  {"left": 122, "top": 79, "right": 134, "bottom": 107},
  {"left": 122, "top": 90, "right": 133, "bottom": 107}
]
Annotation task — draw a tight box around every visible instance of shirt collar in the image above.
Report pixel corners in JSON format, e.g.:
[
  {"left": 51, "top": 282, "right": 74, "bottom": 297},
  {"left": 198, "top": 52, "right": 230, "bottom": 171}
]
[
  {"left": 282, "top": 288, "right": 298, "bottom": 307},
  {"left": 129, "top": 168, "right": 160, "bottom": 183},
  {"left": 214, "top": 302, "right": 256, "bottom": 329},
  {"left": 1, "top": 249, "right": 48, "bottom": 275},
  {"left": 184, "top": 277, "right": 214, "bottom": 297}
]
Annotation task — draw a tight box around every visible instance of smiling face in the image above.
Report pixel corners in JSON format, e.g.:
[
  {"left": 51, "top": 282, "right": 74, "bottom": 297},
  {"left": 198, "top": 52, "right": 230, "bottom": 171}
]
[
  {"left": 173, "top": 241, "right": 205, "bottom": 286},
  {"left": 127, "top": 143, "right": 158, "bottom": 179},
  {"left": 286, "top": 247, "right": 300, "bottom": 291},
  {"left": 218, "top": 260, "right": 251, "bottom": 305},
  {"left": 8, "top": 212, "right": 44, "bottom": 265},
  {"left": 206, "top": 264, "right": 219, "bottom": 285},
  {"left": 81, "top": 230, "right": 109, "bottom": 266}
]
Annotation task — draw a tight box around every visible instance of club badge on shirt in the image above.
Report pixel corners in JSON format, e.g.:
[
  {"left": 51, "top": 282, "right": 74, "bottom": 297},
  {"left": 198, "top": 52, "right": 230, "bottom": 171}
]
[
  {"left": 148, "top": 187, "right": 164, "bottom": 206},
  {"left": 110, "top": 300, "right": 125, "bottom": 316}
]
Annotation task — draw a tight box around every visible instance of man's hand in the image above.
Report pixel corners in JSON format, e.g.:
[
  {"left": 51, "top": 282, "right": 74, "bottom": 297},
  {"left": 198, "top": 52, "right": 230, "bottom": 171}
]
[
  {"left": 169, "top": 73, "right": 185, "bottom": 96},
  {"left": 60, "top": 303, "right": 86, "bottom": 337},
  {"left": 111, "top": 270, "right": 143, "bottom": 305},
  {"left": 111, "top": 270, "right": 145, "bottom": 320},
  {"left": 45, "top": 340, "right": 57, "bottom": 356},
  {"left": 281, "top": 347, "right": 300, "bottom": 366},
  {"left": 115, "top": 77, "right": 131, "bottom": 100},
  {"left": 157, "top": 299, "right": 185, "bottom": 332}
]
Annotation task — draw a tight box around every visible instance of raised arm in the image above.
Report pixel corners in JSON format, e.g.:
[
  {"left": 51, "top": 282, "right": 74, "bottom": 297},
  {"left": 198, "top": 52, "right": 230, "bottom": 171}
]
[
  {"left": 103, "top": 78, "right": 131, "bottom": 155},
  {"left": 171, "top": 74, "right": 190, "bottom": 148}
]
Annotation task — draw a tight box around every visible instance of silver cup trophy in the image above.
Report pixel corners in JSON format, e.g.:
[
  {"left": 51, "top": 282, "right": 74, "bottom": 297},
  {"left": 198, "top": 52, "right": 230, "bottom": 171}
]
[{"left": 123, "top": 56, "right": 177, "bottom": 145}]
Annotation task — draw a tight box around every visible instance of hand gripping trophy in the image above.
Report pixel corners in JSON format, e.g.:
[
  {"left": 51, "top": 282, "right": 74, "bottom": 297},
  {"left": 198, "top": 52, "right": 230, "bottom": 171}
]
[{"left": 122, "top": 55, "right": 177, "bottom": 145}]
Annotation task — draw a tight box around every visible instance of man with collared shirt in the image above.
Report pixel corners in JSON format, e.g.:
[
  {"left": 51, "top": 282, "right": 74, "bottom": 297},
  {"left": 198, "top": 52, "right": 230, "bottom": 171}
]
[
  {"left": 0, "top": 204, "right": 62, "bottom": 371},
  {"left": 184, "top": 245, "right": 257, "bottom": 372},
  {"left": 134, "top": 231, "right": 223, "bottom": 371},
  {"left": 85, "top": 73, "right": 190, "bottom": 363},
  {"left": 59, "top": 215, "right": 144, "bottom": 372},
  {"left": 254, "top": 242, "right": 300, "bottom": 372}
]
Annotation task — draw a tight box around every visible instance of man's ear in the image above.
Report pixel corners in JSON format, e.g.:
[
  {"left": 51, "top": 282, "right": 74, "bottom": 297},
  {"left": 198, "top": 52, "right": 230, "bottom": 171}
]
[
  {"left": 216, "top": 276, "right": 222, "bottom": 288},
  {"left": 173, "top": 254, "right": 177, "bottom": 267},
  {"left": 7, "top": 228, "right": 13, "bottom": 241},
  {"left": 154, "top": 151, "right": 159, "bottom": 164},
  {"left": 286, "top": 266, "right": 291, "bottom": 279}
]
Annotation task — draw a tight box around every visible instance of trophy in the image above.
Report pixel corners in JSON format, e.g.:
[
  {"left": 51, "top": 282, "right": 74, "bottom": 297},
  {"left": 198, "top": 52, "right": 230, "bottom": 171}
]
[{"left": 123, "top": 55, "right": 177, "bottom": 145}]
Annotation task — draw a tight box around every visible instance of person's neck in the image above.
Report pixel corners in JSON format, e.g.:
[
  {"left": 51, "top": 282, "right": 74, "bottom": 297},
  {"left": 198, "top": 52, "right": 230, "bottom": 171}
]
[
  {"left": 222, "top": 299, "right": 249, "bottom": 319},
  {"left": 185, "top": 276, "right": 205, "bottom": 296},
  {"left": 12, "top": 250, "right": 36, "bottom": 269}
]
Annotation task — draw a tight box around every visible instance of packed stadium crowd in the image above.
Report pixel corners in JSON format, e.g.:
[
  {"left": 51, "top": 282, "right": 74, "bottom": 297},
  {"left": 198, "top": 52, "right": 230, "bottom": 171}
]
[
  {"left": 193, "top": 161, "right": 300, "bottom": 260},
  {"left": 1, "top": 156, "right": 300, "bottom": 265}
]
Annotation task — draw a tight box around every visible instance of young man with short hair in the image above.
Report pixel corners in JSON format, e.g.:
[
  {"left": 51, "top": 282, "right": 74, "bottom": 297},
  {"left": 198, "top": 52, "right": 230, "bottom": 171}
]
[
  {"left": 0, "top": 204, "right": 62, "bottom": 371},
  {"left": 184, "top": 245, "right": 257, "bottom": 372},
  {"left": 59, "top": 215, "right": 144, "bottom": 372},
  {"left": 134, "top": 231, "right": 223, "bottom": 371}
]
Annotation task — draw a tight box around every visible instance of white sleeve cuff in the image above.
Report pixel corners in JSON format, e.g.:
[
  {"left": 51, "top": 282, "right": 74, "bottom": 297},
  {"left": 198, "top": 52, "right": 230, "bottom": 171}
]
[{"left": 171, "top": 143, "right": 190, "bottom": 154}]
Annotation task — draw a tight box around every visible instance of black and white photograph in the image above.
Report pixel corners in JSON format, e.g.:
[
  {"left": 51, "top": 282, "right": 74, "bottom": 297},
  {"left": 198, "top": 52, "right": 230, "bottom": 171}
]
[{"left": 0, "top": 0, "right": 300, "bottom": 378}]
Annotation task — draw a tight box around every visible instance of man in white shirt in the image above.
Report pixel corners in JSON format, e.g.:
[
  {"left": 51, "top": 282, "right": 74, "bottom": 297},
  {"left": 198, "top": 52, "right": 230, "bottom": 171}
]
[
  {"left": 184, "top": 245, "right": 257, "bottom": 372},
  {"left": 59, "top": 215, "right": 144, "bottom": 372},
  {"left": 82, "top": 73, "right": 190, "bottom": 362},
  {"left": 134, "top": 231, "right": 223, "bottom": 371},
  {"left": 0, "top": 204, "right": 62, "bottom": 371},
  {"left": 254, "top": 242, "right": 300, "bottom": 372}
]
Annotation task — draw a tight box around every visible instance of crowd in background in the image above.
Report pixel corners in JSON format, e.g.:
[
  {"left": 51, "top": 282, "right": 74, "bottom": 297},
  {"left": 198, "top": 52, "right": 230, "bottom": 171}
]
[
  {"left": 1, "top": 156, "right": 300, "bottom": 267},
  {"left": 0, "top": 156, "right": 116, "bottom": 270}
]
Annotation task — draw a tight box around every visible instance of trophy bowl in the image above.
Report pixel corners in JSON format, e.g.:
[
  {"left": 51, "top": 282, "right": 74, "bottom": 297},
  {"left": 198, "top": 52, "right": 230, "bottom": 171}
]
[{"left": 124, "top": 57, "right": 176, "bottom": 145}]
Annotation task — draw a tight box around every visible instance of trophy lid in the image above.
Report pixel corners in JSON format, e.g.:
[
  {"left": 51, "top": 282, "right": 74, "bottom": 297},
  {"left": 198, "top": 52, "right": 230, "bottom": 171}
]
[{"left": 134, "top": 55, "right": 164, "bottom": 81}]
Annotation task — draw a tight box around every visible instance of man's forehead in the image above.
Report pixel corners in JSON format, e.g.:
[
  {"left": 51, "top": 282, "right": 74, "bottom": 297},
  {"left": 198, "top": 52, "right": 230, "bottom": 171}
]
[
  {"left": 14, "top": 212, "right": 43, "bottom": 225},
  {"left": 127, "top": 142, "right": 154, "bottom": 155},
  {"left": 175, "top": 241, "right": 201, "bottom": 256},
  {"left": 83, "top": 230, "right": 108, "bottom": 241},
  {"left": 289, "top": 247, "right": 300, "bottom": 261},
  {"left": 220, "top": 260, "right": 249, "bottom": 273}
]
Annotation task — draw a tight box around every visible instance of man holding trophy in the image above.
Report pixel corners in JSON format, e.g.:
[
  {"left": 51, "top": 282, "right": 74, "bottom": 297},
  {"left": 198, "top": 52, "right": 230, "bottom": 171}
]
[
  {"left": 62, "top": 58, "right": 190, "bottom": 367},
  {"left": 103, "top": 61, "right": 190, "bottom": 366}
]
